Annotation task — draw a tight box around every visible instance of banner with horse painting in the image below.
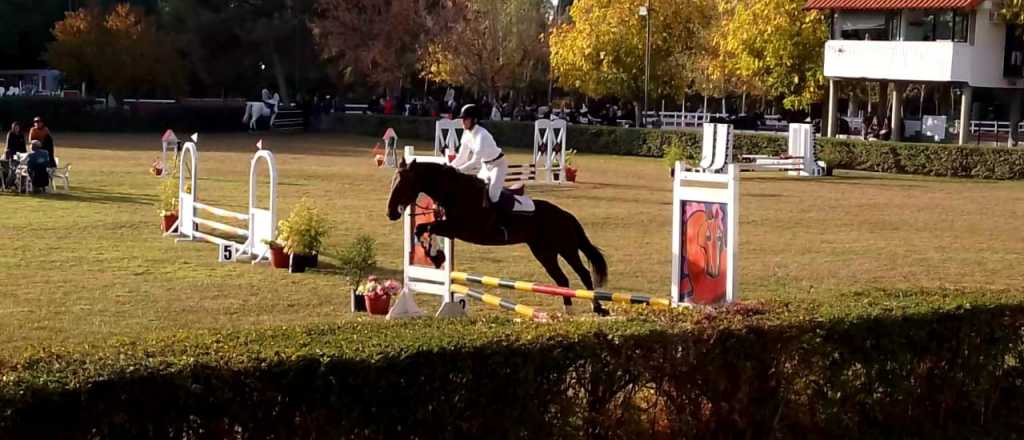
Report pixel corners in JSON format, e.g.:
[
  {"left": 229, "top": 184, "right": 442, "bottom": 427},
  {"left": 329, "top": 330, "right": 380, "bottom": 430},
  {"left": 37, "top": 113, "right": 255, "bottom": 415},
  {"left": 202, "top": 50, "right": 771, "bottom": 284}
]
[{"left": 671, "top": 163, "right": 739, "bottom": 305}]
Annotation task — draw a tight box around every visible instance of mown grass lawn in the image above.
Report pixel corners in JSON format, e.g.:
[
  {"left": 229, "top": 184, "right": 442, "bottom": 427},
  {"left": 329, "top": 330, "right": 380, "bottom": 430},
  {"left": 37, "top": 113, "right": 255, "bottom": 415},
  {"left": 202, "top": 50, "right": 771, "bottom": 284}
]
[{"left": 1, "top": 131, "right": 1022, "bottom": 357}]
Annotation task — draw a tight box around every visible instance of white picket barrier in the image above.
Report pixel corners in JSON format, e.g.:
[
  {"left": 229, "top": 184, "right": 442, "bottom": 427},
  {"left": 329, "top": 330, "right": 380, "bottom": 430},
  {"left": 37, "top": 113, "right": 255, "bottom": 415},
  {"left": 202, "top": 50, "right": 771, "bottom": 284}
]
[
  {"left": 533, "top": 119, "right": 567, "bottom": 184},
  {"left": 169, "top": 136, "right": 278, "bottom": 263}
]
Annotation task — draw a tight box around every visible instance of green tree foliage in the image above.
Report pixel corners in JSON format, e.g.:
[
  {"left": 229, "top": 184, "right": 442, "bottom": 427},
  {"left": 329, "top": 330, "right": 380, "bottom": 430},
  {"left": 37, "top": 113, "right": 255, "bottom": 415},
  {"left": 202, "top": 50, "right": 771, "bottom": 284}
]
[
  {"left": 162, "top": 0, "right": 324, "bottom": 102},
  {"left": 420, "top": 0, "right": 551, "bottom": 98},
  {"left": 549, "top": 0, "right": 712, "bottom": 101},
  {"left": 46, "top": 4, "right": 185, "bottom": 97}
]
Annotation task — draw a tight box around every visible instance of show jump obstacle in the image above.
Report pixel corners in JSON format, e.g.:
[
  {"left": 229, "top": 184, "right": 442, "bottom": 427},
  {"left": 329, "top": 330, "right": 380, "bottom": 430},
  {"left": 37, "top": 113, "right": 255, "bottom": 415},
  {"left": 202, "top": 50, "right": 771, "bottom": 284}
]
[
  {"left": 533, "top": 119, "right": 567, "bottom": 184},
  {"left": 672, "top": 161, "right": 738, "bottom": 305},
  {"left": 160, "top": 130, "right": 181, "bottom": 176},
  {"left": 166, "top": 135, "right": 278, "bottom": 263},
  {"left": 272, "top": 106, "right": 304, "bottom": 132},
  {"left": 431, "top": 118, "right": 571, "bottom": 186},
  {"left": 699, "top": 123, "right": 828, "bottom": 177}
]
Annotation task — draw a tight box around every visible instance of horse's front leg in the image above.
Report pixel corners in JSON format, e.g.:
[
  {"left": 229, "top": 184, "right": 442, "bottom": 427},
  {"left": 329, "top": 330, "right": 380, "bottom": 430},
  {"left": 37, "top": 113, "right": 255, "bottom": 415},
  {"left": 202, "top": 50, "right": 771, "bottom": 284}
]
[{"left": 415, "top": 220, "right": 455, "bottom": 241}]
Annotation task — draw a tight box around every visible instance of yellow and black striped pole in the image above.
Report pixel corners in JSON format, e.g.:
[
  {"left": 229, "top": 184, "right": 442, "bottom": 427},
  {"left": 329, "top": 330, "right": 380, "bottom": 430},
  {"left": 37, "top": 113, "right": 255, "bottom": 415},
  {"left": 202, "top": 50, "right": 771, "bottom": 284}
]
[
  {"left": 451, "top": 284, "right": 549, "bottom": 321},
  {"left": 452, "top": 272, "right": 671, "bottom": 308}
]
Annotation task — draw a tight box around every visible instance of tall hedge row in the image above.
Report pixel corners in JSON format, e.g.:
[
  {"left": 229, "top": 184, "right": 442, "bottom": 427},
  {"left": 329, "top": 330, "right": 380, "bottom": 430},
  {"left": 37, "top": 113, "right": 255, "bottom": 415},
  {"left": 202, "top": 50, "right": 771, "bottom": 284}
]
[
  {"left": 1, "top": 300, "right": 1022, "bottom": 439},
  {"left": 333, "top": 114, "right": 1024, "bottom": 180}
]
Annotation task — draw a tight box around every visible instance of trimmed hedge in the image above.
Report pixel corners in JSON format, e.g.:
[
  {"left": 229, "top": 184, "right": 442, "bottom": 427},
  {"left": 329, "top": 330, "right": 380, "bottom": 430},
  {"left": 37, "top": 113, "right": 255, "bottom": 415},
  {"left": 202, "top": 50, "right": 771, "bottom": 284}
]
[
  {"left": 331, "top": 114, "right": 1024, "bottom": 179},
  {"left": 0, "top": 97, "right": 249, "bottom": 133},
  {"left": 1, "top": 295, "right": 1023, "bottom": 438}
]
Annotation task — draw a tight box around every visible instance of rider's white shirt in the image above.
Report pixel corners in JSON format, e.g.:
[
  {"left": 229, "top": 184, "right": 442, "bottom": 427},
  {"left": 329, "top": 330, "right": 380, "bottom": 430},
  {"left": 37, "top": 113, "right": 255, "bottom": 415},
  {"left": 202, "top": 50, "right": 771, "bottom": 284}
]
[{"left": 451, "top": 125, "right": 501, "bottom": 173}]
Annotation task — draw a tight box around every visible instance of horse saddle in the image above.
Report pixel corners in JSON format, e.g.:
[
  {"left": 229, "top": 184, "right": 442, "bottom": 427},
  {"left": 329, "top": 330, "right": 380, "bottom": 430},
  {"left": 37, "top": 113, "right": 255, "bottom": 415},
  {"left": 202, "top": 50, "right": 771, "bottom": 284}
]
[{"left": 495, "top": 189, "right": 535, "bottom": 215}]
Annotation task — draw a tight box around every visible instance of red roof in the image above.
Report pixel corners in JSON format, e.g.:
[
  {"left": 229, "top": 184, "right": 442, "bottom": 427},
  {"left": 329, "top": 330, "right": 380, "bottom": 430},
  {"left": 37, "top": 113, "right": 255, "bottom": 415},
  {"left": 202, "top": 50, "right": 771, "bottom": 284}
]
[{"left": 805, "top": 0, "right": 983, "bottom": 10}]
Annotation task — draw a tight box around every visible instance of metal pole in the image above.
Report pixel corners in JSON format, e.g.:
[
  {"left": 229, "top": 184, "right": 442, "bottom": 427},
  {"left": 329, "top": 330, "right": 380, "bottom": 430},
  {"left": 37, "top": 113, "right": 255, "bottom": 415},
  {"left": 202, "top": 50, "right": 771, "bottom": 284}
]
[{"left": 643, "top": 0, "right": 651, "bottom": 128}]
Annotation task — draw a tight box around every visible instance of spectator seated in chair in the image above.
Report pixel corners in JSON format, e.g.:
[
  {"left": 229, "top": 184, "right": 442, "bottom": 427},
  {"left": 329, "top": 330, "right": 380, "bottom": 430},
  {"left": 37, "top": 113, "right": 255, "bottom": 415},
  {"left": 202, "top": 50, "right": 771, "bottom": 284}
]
[{"left": 24, "top": 140, "right": 51, "bottom": 193}]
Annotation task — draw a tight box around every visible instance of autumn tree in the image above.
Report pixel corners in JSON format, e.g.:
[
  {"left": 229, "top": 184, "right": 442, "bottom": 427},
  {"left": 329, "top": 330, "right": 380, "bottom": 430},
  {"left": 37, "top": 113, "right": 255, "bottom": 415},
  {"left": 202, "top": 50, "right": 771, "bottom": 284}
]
[
  {"left": 549, "top": 0, "right": 713, "bottom": 103},
  {"left": 419, "top": 0, "right": 550, "bottom": 99},
  {"left": 47, "top": 4, "right": 185, "bottom": 98},
  {"left": 312, "top": 0, "right": 464, "bottom": 91},
  {"left": 706, "top": 0, "right": 828, "bottom": 110}
]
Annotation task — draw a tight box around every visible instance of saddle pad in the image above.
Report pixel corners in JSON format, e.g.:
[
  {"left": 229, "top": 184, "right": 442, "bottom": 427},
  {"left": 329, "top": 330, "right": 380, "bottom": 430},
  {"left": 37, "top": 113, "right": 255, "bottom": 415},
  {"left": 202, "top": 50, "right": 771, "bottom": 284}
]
[{"left": 513, "top": 194, "right": 535, "bottom": 213}]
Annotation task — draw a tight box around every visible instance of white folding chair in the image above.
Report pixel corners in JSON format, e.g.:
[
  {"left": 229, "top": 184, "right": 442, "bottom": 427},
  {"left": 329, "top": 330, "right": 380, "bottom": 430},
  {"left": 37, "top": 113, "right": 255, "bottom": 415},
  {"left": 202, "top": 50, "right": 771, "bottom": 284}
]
[{"left": 49, "top": 157, "right": 70, "bottom": 192}]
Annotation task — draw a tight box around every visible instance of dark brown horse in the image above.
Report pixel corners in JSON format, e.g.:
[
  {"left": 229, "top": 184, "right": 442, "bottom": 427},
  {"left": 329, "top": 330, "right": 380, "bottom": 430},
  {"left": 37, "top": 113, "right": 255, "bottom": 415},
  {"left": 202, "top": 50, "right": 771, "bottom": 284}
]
[{"left": 387, "top": 160, "right": 610, "bottom": 316}]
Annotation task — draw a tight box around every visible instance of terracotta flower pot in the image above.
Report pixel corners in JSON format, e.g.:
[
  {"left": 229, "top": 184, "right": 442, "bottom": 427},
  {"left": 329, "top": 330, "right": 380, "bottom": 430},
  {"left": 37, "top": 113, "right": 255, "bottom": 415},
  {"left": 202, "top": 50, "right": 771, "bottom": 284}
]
[
  {"left": 565, "top": 167, "right": 577, "bottom": 182},
  {"left": 161, "top": 213, "right": 178, "bottom": 233},
  {"left": 365, "top": 294, "right": 392, "bottom": 315},
  {"left": 270, "top": 245, "right": 289, "bottom": 269}
]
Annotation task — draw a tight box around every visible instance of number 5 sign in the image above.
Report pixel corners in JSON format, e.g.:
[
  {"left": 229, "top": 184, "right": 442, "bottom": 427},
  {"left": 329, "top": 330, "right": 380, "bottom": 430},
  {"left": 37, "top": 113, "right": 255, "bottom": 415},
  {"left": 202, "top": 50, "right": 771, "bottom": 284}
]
[{"left": 219, "top": 244, "right": 236, "bottom": 263}]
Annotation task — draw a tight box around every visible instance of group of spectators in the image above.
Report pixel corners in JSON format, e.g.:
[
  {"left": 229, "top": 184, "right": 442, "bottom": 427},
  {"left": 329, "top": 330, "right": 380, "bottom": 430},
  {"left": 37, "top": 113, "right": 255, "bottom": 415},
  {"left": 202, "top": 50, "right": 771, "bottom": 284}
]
[{"left": 3, "top": 117, "right": 57, "bottom": 193}]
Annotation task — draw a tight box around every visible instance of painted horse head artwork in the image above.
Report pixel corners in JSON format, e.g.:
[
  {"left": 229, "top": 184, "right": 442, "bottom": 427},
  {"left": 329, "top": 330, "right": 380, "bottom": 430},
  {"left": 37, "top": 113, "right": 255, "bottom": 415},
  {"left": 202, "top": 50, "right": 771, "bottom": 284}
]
[
  {"left": 387, "top": 159, "right": 610, "bottom": 316},
  {"left": 681, "top": 202, "right": 728, "bottom": 304}
]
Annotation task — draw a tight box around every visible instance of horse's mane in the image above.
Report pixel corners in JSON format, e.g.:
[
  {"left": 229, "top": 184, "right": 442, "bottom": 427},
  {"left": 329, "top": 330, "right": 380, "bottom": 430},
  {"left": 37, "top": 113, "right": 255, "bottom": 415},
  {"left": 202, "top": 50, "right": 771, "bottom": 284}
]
[{"left": 410, "top": 161, "right": 488, "bottom": 193}]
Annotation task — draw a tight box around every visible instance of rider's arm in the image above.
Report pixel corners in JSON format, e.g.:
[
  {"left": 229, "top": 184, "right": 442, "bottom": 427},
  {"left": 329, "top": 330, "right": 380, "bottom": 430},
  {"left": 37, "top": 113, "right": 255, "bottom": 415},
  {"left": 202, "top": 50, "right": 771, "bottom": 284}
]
[{"left": 450, "top": 132, "right": 476, "bottom": 170}]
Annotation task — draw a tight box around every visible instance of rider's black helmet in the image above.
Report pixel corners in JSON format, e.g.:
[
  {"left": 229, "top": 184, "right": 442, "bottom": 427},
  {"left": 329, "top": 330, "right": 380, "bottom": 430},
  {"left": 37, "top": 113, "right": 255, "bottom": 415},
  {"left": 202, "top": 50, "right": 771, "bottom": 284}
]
[{"left": 459, "top": 104, "right": 481, "bottom": 120}]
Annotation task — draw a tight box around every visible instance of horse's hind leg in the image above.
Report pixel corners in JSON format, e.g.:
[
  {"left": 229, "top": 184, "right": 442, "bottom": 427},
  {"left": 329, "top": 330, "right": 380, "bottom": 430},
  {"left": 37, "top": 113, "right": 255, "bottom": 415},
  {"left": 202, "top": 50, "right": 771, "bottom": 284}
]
[
  {"left": 559, "top": 249, "right": 610, "bottom": 317},
  {"left": 527, "top": 242, "right": 574, "bottom": 311}
]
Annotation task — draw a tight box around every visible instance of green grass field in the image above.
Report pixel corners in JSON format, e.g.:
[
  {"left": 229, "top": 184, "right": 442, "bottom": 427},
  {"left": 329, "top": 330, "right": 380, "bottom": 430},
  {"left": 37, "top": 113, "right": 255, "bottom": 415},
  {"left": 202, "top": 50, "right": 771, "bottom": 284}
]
[{"left": 1, "top": 131, "right": 1022, "bottom": 357}]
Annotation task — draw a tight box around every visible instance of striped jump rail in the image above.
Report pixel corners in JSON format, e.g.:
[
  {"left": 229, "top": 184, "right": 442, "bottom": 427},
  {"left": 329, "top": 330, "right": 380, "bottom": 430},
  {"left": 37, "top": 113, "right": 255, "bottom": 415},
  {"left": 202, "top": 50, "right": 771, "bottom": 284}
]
[
  {"left": 452, "top": 272, "right": 671, "bottom": 308},
  {"left": 451, "top": 284, "right": 548, "bottom": 321}
]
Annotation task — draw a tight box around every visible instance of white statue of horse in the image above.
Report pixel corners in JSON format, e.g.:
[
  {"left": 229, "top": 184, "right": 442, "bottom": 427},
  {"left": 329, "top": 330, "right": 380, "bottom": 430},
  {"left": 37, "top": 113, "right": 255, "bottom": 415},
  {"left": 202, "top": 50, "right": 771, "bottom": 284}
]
[{"left": 242, "top": 89, "right": 280, "bottom": 131}]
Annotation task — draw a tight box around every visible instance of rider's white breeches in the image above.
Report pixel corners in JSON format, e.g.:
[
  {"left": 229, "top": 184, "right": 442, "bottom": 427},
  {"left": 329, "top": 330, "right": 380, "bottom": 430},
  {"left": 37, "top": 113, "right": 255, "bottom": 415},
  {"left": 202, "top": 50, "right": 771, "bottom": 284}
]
[{"left": 476, "top": 158, "right": 508, "bottom": 203}]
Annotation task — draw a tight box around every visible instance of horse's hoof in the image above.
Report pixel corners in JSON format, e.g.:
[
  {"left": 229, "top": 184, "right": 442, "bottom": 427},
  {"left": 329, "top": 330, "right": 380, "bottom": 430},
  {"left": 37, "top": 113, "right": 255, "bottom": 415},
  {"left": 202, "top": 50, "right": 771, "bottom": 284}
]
[{"left": 593, "top": 307, "right": 611, "bottom": 317}]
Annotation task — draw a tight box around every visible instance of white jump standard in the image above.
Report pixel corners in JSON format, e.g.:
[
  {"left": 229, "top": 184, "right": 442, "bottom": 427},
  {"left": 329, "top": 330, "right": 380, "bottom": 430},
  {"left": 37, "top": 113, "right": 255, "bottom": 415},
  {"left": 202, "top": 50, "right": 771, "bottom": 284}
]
[
  {"left": 697, "top": 123, "right": 828, "bottom": 177},
  {"left": 533, "top": 119, "right": 567, "bottom": 184},
  {"left": 167, "top": 135, "right": 278, "bottom": 263}
]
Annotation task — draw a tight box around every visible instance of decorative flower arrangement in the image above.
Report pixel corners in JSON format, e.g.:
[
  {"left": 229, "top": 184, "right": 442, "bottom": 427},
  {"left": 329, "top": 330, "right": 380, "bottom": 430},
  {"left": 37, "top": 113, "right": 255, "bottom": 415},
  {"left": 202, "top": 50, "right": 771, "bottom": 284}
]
[
  {"left": 277, "top": 198, "right": 331, "bottom": 256},
  {"left": 150, "top": 158, "right": 164, "bottom": 176},
  {"left": 356, "top": 275, "right": 402, "bottom": 315}
]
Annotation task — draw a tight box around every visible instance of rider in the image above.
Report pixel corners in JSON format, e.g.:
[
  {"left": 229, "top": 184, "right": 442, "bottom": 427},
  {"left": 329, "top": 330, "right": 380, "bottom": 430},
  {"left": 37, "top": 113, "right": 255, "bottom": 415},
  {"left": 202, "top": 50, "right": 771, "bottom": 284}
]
[
  {"left": 261, "top": 88, "right": 277, "bottom": 114},
  {"left": 450, "top": 104, "right": 513, "bottom": 213}
]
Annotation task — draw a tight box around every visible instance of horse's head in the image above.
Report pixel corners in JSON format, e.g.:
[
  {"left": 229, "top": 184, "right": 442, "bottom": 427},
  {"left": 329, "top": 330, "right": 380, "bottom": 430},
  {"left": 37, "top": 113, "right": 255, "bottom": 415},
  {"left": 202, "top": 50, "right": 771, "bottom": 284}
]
[
  {"left": 387, "top": 158, "right": 420, "bottom": 221},
  {"left": 699, "top": 208, "right": 726, "bottom": 278}
]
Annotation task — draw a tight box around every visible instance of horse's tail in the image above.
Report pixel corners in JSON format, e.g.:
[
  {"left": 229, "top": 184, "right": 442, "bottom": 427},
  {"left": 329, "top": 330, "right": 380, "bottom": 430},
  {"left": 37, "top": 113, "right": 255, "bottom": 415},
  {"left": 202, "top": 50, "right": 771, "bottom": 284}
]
[
  {"left": 574, "top": 218, "right": 608, "bottom": 288},
  {"left": 242, "top": 104, "right": 251, "bottom": 123}
]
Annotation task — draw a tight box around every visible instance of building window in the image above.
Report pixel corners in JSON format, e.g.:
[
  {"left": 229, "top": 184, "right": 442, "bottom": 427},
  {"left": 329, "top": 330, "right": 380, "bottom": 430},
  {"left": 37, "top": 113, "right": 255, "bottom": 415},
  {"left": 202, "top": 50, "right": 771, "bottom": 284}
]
[
  {"left": 833, "top": 11, "right": 896, "bottom": 40},
  {"left": 903, "top": 10, "right": 970, "bottom": 42}
]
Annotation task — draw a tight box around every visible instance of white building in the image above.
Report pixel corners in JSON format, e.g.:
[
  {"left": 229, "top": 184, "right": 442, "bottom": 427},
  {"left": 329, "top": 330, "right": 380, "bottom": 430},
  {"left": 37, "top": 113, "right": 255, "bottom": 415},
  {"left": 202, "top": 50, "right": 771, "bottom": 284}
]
[{"left": 809, "top": 0, "right": 1023, "bottom": 144}]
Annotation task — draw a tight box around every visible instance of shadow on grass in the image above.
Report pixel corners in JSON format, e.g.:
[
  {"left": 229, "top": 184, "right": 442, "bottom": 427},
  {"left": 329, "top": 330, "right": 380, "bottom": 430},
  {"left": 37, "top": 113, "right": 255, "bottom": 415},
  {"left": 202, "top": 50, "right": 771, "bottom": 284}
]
[{"left": 12, "top": 187, "right": 157, "bottom": 205}]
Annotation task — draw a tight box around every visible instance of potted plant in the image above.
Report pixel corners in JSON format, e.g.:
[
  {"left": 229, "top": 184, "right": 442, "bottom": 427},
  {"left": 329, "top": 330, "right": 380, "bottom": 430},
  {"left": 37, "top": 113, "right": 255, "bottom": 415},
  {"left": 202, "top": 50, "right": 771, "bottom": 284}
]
[
  {"left": 155, "top": 160, "right": 179, "bottom": 232},
  {"left": 564, "top": 149, "right": 578, "bottom": 182},
  {"left": 359, "top": 276, "right": 401, "bottom": 315},
  {"left": 277, "top": 198, "right": 332, "bottom": 273},
  {"left": 262, "top": 239, "right": 290, "bottom": 269},
  {"left": 337, "top": 234, "right": 378, "bottom": 312}
]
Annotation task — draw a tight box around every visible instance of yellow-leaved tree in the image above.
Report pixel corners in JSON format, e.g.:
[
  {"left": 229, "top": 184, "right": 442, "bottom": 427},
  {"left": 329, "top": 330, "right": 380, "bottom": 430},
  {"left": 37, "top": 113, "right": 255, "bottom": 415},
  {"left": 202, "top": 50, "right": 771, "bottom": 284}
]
[
  {"left": 707, "top": 0, "right": 828, "bottom": 110},
  {"left": 549, "top": 0, "right": 713, "bottom": 101},
  {"left": 48, "top": 5, "right": 184, "bottom": 98}
]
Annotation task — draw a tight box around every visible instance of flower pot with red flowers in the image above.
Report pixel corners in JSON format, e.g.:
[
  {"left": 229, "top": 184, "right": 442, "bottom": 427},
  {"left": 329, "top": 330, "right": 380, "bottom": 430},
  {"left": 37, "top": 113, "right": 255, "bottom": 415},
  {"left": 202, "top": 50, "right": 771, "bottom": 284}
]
[
  {"left": 562, "top": 149, "right": 578, "bottom": 183},
  {"left": 338, "top": 235, "right": 379, "bottom": 313},
  {"left": 359, "top": 276, "right": 401, "bottom": 316},
  {"left": 277, "top": 199, "right": 332, "bottom": 274}
]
